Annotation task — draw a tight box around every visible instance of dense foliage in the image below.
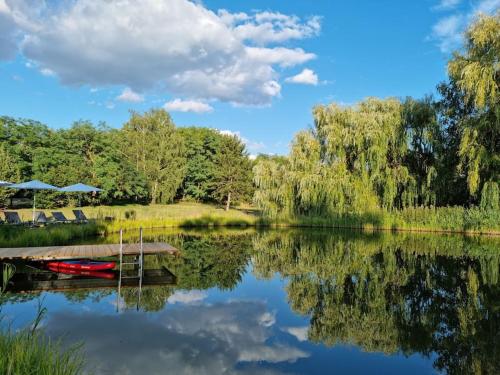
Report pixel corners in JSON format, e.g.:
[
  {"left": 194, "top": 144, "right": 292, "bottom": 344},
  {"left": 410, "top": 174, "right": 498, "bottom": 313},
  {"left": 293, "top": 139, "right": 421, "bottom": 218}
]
[
  {"left": 0, "top": 111, "right": 253, "bottom": 209},
  {"left": 254, "top": 13, "right": 499, "bottom": 218}
]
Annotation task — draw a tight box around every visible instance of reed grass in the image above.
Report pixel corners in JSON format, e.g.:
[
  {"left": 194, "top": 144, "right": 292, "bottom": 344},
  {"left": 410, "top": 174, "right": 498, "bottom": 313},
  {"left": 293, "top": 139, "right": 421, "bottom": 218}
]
[
  {"left": 0, "top": 327, "right": 84, "bottom": 375},
  {"left": 3, "top": 203, "right": 499, "bottom": 246},
  {"left": 0, "top": 264, "right": 84, "bottom": 375}
]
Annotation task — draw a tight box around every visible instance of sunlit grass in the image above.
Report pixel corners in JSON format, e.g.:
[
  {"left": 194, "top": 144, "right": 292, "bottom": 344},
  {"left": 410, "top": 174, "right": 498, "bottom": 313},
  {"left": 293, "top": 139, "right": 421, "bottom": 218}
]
[
  {"left": 0, "top": 327, "right": 84, "bottom": 375},
  {"left": 0, "top": 223, "right": 102, "bottom": 247},
  {"left": 0, "top": 264, "right": 84, "bottom": 375},
  {"left": 3, "top": 203, "right": 499, "bottom": 247}
]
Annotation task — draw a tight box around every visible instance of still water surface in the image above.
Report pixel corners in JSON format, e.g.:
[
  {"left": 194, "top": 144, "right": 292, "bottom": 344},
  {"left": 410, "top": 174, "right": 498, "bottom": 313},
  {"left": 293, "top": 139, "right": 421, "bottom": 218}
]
[{"left": 2, "top": 228, "right": 499, "bottom": 374}]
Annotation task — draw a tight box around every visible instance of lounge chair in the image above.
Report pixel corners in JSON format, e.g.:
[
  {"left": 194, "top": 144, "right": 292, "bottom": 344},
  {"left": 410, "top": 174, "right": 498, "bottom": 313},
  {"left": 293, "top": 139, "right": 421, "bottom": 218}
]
[
  {"left": 51, "top": 211, "right": 72, "bottom": 224},
  {"left": 34, "top": 211, "right": 49, "bottom": 226},
  {"left": 73, "top": 210, "right": 89, "bottom": 223},
  {"left": 4, "top": 211, "right": 23, "bottom": 225}
]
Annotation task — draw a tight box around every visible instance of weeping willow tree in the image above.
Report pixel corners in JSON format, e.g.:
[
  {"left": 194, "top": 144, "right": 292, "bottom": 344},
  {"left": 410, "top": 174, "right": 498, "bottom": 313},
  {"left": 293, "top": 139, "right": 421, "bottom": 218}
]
[
  {"left": 254, "top": 98, "right": 421, "bottom": 217},
  {"left": 448, "top": 12, "right": 499, "bottom": 204}
]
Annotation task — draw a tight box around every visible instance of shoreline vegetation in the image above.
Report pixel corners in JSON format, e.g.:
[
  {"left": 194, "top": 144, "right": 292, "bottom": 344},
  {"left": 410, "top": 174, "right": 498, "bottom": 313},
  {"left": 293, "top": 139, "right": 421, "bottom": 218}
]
[
  {"left": 0, "top": 264, "right": 84, "bottom": 375},
  {"left": 1, "top": 202, "right": 499, "bottom": 248}
]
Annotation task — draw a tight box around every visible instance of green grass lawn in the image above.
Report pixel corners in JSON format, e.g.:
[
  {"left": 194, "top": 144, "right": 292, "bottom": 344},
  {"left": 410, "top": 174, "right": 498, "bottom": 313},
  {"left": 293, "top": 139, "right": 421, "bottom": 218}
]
[{"left": 13, "top": 202, "right": 260, "bottom": 233}]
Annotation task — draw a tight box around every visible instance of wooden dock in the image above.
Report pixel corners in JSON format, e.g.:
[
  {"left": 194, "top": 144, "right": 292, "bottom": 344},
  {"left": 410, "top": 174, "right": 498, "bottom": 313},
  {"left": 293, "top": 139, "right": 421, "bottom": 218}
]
[
  {"left": 0, "top": 242, "right": 179, "bottom": 260},
  {"left": 5, "top": 268, "right": 177, "bottom": 293}
]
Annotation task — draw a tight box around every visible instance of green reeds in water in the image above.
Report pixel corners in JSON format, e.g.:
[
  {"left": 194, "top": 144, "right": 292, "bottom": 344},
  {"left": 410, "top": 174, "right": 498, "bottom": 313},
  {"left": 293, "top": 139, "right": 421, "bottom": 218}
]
[
  {"left": 0, "top": 324, "right": 84, "bottom": 375},
  {"left": 0, "top": 264, "right": 84, "bottom": 375}
]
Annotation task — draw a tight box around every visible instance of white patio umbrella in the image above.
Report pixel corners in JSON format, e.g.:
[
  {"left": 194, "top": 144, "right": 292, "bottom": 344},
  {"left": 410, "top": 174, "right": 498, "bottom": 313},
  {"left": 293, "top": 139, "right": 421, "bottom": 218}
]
[{"left": 8, "top": 180, "right": 59, "bottom": 223}]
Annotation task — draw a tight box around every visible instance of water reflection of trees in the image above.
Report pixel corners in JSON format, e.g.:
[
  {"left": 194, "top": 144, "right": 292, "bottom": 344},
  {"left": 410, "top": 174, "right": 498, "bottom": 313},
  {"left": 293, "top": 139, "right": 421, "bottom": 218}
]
[
  {"left": 1, "top": 230, "right": 253, "bottom": 312},
  {"left": 65, "top": 230, "right": 253, "bottom": 311},
  {"left": 252, "top": 230, "right": 500, "bottom": 375},
  {"left": 105, "top": 228, "right": 253, "bottom": 291}
]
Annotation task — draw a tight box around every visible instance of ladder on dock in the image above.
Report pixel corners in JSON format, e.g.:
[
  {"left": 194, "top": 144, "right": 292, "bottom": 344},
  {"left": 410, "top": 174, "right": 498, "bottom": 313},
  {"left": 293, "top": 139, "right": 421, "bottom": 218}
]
[{"left": 116, "top": 228, "right": 144, "bottom": 312}]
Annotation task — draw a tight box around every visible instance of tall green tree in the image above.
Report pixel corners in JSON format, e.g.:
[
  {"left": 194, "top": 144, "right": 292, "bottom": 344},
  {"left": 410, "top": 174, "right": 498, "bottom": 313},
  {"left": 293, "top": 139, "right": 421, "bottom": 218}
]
[
  {"left": 402, "top": 96, "right": 441, "bottom": 206},
  {"left": 254, "top": 98, "right": 414, "bottom": 217},
  {"left": 212, "top": 135, "right": 253, "bottom": 210},
  {"left": 447, "top": 12, "right": 499, "bottom": 200},
  {"left": 122, "top": 109, "right": 186, "bottom": 204},
  {"left": 177, "top": 127, "right": 223, "bottom": 201},
  {"left": 0, "top": 144, "right": 21, "bottom": 206},
  {"left": 0, "top": 116, "right": 51, "bottom": 180}
]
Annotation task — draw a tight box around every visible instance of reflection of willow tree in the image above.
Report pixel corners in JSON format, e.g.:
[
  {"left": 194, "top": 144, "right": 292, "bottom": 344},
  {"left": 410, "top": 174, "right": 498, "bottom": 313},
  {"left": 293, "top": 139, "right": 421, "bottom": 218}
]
[{"left": 252, "top": 230, "right": 500, "bottom": 374}]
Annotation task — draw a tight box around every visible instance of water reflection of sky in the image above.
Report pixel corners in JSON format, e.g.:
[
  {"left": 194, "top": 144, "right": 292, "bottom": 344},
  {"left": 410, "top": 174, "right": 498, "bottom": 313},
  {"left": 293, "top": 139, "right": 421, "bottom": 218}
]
[{"left": 1, "top": 266, "right": 436, "bottom": 375}]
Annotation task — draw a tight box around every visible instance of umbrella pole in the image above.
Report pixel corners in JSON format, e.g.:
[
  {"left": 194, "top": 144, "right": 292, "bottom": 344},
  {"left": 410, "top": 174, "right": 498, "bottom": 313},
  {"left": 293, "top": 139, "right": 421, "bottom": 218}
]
[{"left": 33, "top": 191, "right": 36, "bottom": 224}]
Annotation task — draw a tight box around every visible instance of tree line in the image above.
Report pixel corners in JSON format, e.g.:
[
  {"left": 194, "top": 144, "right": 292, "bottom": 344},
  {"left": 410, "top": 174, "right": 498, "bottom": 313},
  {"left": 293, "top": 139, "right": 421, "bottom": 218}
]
[
  {"left": 0, "top": 109, "right": 253, "bottom": 208},
  {"left": 254, "top": 12, "right": 499, "bottom": 217}
]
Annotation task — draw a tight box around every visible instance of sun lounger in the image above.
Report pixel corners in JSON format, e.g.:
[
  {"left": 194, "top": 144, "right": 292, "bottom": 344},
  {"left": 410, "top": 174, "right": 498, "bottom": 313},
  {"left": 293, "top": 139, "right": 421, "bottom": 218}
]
[
  {"left": 73, "top": 210, "right": 89, "bottom": 223},
  {"left": 34, "top": 211, "right": 49, "bottom": 225},
  {"left": 4, "top": 211, "right": 23, "bottom": 225},
  {"left": 51, "top": 211, "right": 73, "bottom": 223}
]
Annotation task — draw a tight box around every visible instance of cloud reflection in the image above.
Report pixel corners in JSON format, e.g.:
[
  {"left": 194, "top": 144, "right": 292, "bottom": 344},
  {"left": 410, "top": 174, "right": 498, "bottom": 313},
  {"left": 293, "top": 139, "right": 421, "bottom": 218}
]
[{"left": 45, "top": 300, "right": 309, "bottom": 374}]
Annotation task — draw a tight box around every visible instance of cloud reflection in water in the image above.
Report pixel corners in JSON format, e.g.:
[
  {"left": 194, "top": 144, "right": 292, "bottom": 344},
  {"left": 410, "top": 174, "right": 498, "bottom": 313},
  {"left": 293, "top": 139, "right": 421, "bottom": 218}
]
[{"left": 45, "top": 300, "right": 309, "bottom": 374}]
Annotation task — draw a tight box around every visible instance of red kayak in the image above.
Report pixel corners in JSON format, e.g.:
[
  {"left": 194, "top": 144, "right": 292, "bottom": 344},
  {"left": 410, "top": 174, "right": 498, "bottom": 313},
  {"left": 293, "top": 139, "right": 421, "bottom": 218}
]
[
  {"left": 47, "top": 265, "right": 116, "bottom": 279},
  {"left": 46, "top": 259, "right": 116, "bottom": 272}
]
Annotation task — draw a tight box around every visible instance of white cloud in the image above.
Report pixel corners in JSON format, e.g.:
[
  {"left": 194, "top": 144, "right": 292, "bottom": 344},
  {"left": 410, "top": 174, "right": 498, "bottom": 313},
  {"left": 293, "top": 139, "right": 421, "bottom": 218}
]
[
  {"left": 1, "top": 0, "right": 321, "bottom": 106},
  {"left": 167, "top": 290, "right": 208, "bottom": 304},
  {"left": 223, "top": 10, "right": 321, "bottom": 45},
  {"left": 40, "top": 67, "right": 55, "bottom": 76},
  {"left": 285, "top": 68, "right": 319, "bottom": 85},
  {"left": 0, "top": 1, "right": 19, "bottom": 59},
  {"left": 433, "top": 0, "right": 462, "bottom": 11},
  {"left": 430, "top": 0, "right": 500, "bottom": 53},
  {"left": 431, "top": 15, "right": 465, "bottom": 52},
  {"left": 116, "top": 87, "right": 144, "bottom": 103},
  {"left": 219, "top": 130, "right": 266, "bottom": 152},
  {"left": 164, "top": 99, "right": 214, "bottom": 113},
  {"left": 246, "top": 47, "right": 316, "bottom": 67},
  {"left": 476, "top": 0, "right": 500, "bottom": 13}
]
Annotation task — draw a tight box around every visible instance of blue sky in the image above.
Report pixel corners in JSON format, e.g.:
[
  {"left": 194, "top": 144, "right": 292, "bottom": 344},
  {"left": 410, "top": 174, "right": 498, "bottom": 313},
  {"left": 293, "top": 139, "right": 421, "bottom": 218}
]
[{"left": 0, "top": 0, "right": 498, "bottom": 155}]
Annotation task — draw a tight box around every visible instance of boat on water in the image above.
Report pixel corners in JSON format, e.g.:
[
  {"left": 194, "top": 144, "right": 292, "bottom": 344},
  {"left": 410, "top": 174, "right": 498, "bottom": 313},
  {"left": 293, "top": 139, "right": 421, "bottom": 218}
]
[
  {"left": 46, "top": 259, "right": 116, "bottom": 272},
  {"left": 46, "top": 265, "right": 115, "bottom": 279}
]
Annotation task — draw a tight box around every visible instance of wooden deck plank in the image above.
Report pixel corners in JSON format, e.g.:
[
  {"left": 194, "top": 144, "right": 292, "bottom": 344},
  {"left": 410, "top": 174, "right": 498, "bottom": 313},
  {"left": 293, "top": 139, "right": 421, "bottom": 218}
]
[{"left": 0, "top": 242, "right": 179, "bottom": 260}]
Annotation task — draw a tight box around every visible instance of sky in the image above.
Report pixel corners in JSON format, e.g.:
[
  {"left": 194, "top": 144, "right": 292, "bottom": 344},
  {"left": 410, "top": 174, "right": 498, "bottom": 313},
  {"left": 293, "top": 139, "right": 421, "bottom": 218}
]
[{"left": 0, "top": 0, "right": 498, "bottom": 156}]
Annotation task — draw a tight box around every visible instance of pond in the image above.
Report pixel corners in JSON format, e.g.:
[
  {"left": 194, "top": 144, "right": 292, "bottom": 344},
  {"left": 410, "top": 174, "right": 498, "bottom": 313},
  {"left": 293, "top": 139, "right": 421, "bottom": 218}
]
[{"left": 1, "top": 228, "right": 499, "bottom": 374}]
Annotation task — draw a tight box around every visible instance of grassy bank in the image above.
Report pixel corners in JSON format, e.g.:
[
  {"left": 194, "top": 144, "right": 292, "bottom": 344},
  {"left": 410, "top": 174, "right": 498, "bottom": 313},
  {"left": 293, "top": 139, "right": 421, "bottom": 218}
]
[
  {"left": 0, "top": 264, "right": 84, "bottom": 374},
  {"left": 0, "top": 223, "right": 102, "bottom": 247},
  {"left": 2, "top": 203, "right": 499, "bottom": 247},
  {"left": 277, "top": 206, "right": 500, "bottom": 235},
  {"left": 0, "top": 327, "right": 83, "bottom": 375}
]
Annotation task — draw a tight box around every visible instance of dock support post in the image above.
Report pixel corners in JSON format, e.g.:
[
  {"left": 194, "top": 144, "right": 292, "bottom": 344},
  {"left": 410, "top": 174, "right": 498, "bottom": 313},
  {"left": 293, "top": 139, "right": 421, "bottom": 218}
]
[
  {"left": 137, "top": 227, "right": 144, "bottom": 310},
  {"left": 117, "top": 228, "right": 123, "bottom": 312}
]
